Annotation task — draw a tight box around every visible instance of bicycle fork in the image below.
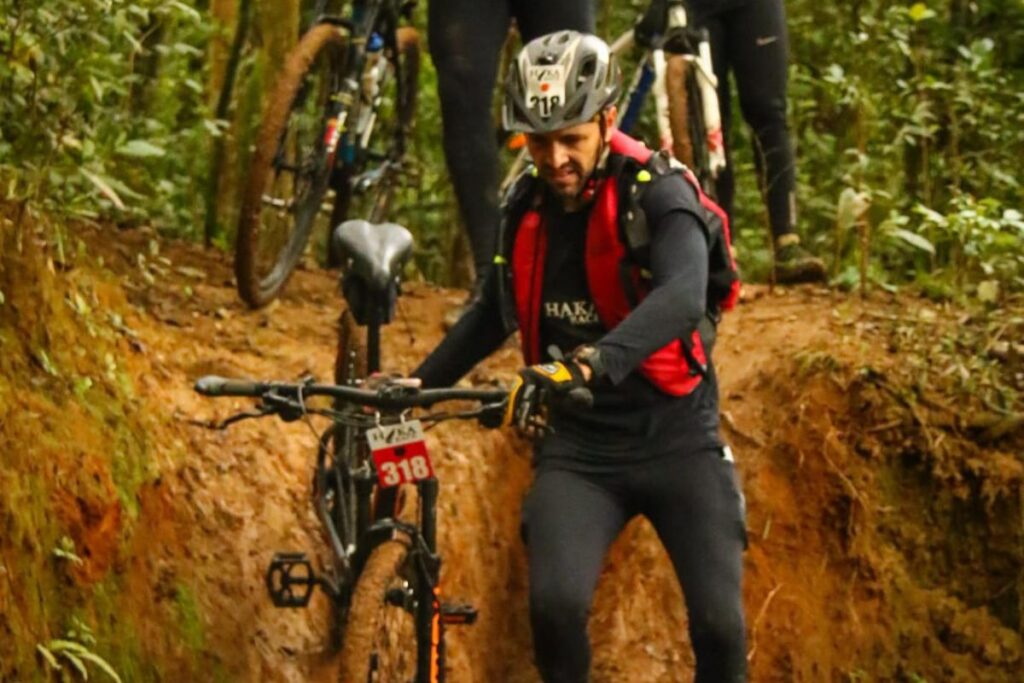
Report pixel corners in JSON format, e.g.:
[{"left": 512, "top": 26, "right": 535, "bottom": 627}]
[{"left": 414, "top": 478, "right": 477, "bottom": 683}]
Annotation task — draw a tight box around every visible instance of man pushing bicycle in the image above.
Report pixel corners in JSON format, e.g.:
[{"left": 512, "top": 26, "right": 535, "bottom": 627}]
[{"left": 414, "top": 31, "right": 748, "bottom": 683}]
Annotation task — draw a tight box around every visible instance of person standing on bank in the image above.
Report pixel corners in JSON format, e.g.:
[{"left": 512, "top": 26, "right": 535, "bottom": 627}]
[
  {"left": 638, "top": 0, "right": 826, "bottom": 283},
  {"left": 413, "top": 31, "right": 748, "bottom": 683}
]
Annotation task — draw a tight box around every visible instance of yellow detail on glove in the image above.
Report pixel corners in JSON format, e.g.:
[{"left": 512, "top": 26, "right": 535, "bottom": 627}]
[
  {"left": 501, "top": 374, "right": 525, "bottom": 428},
  {"left": 530, "top": 362, "right": 574, "bottom": 384}
]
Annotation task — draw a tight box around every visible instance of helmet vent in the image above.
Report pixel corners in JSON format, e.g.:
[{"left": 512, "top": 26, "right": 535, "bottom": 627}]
[{"left": 578, "top": 55, "right": 597, "bottom": 81}]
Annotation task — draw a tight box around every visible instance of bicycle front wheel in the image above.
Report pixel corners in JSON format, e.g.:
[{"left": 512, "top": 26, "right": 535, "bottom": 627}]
[
  {"left": 666, "top": 55, "right": 715, "bottom": 197},
  {"left": 236, "top": 24, "right": 347, "bottom": 308},
  {"left": 337, "top": 539, "right": 424, "bottom": 683}
]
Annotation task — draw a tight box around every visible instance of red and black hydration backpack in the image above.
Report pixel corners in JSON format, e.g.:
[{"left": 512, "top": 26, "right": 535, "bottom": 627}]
[
  {"left": 609, "top": 139, "right": 740, "bottom": 322},
  {"left": 502, "top": 138, "right": 740, "bottom": 325}
]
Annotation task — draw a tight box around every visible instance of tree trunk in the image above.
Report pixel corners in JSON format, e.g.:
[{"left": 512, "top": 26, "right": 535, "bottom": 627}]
[
  {"left": 204, "top": 0, "right": 253, "bottom": 246},
  {"left": 258, "top": 0, "right": 301, "bottom": 89},
  {"left": 209, "top": 0, "right": 240, "bottom": 100}
]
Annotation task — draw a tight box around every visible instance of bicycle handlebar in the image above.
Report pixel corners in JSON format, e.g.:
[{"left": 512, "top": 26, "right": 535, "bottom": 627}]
[
  {"left": 194, "top": 375, "right": 508, "bottom": 409},
  {"left": 195, "top": 376, "right": 270, "bottom": 397}
]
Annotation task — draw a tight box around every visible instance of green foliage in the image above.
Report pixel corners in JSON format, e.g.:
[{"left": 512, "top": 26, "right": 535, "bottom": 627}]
[
  {"left": 173, "top": 583, "right": 205, "bottom": 652},
  {"left": 53, "top": 535, "right": 85, "bottom": 566},
  {"left": 2, "top": 0, "right": 1020, "bottom": 298},
  {"left": 0, "top": 0, "right": 215, "bottom": 233},
  {"left": 781, "top": 0, "right": 1024, "bottom": 298},
  {"left": 37, "top": 618, "right": 123, "bottom": 682}
]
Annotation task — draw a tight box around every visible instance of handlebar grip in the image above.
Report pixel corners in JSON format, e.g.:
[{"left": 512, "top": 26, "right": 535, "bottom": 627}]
[{"left": 194, "top": 375, "right": 265, "bottom": 397}]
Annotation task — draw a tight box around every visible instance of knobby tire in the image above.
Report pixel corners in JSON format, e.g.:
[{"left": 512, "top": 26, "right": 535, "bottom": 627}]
[
  {"left": 665, "top": 55, "right": 715, "bottom": 197},
  {"left": 336, "top": 539, "right": 420, "bottom": 683},
  {"left": 236, "top": 24, "right": 348, "bottom": 308}
]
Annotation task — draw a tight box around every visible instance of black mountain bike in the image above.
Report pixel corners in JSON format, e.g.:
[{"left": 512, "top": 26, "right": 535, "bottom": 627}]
[
  {"left": 195, "top": 376, "right": 505, "bottom": 682},
  {"left": 235, "top": 0, "right": 420, "bottom": 308},
  {"left": 201, "top": 219, "right": 513, "bottom": 682}
]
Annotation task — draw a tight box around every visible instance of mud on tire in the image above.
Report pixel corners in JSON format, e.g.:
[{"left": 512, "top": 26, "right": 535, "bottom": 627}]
[
  {"left": 336, "top": 539, "right": 418, "bottom": 683},
  {"left": 666, "top": 55, "right": 714, "bottom": 197},
  {"left": 236, "top": 24, "right": 349, "bottom": 308}
]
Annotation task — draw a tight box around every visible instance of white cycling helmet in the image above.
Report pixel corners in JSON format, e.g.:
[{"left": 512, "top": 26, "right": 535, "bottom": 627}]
[{"left": 503, "top": 31, "right": 621, "bottom": 134}]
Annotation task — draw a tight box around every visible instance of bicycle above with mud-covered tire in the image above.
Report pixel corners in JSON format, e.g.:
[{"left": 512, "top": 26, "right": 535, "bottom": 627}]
[{"left": 235, "top": 0, "right": 420, "bottom": 308}]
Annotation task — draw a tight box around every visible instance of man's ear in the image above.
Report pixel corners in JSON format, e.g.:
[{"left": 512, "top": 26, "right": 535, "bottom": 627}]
[{"left": 603, "top": 106, "right": 617, "bottom": 142}]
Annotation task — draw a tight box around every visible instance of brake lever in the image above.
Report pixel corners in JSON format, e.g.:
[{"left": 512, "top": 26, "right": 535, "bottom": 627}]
[
  {"left": 210, "top": 403, "right": 278, "bottom": 430},
  {"left": 262, "top": 391, "right": 306, "bottom": 423}
]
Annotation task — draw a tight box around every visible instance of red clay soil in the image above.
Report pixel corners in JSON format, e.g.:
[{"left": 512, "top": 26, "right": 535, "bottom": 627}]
[{"left": 67, "top": 226, "right": 1023, "bottom": 681}]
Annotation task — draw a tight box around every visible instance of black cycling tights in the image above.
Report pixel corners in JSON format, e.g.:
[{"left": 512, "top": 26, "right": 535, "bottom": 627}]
[
  {"left": 427, "top": 0, "right": 595, "bottom": 280},
  {"left": 700, "top": 0, "right": 796, "bottom": 240},
  {"left": 523, "top": 448, "right": 748, "bottom": 682}
]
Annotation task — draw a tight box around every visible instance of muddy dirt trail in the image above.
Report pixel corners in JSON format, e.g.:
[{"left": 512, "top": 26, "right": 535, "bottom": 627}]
[{"left": 63, "top": 226, "right": 1023, "bottom": 681}]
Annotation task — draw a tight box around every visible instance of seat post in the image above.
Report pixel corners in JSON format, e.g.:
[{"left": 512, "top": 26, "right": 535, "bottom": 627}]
[{"left": 365, "top": 296, "right": 383, "bottom": 374}]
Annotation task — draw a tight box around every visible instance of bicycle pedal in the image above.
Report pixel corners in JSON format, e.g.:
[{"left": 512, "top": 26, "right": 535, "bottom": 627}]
[
  {"left": 440, "top": 602, "right": 478, "bottom": 626},
  {"left": 266, "top": 552, "right": 318, "bottom": 608}
]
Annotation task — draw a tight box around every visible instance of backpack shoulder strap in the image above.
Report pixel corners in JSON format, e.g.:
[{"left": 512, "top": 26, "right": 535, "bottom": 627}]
[
  {"left": 497, "top": 166, "right": 542, "bottom": 259},
  {"left": 616, "top": 149, "right": 688, "bottom": 263}
]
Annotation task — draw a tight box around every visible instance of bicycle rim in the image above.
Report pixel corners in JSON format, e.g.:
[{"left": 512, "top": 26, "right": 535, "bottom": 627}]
[
  {"left": 336, "top": 539, "right": 420, "bottom": 683},
  {"left": 236, "top": 24, "right": 347, "bottom": 308},
  {"left": 330, "top": 27, "right": 420, "bottom": 239},
  {"left": 331, "top": 306, "right": 367, "bottom": 564}
]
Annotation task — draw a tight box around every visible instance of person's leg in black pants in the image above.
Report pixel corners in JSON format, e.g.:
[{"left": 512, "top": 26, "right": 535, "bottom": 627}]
[
  {"left": 635, "top": 448, "right": 748, "bottom": 683},
  {"left": 428, "top": 0, "right": 512, "bottom": 281},
  {"left": 428, "top": 1, "right": 595, "bottom": 283},
  {"left": 700, "top": 1, "right": 825, "bottom": 281},
  {"left": 723, "top": 0, "right": 795, "bottom": 241},
  {"left": 702, "top": 1, "right": 794, "bottom": 240},
  {"left": 512, "top": 0, "right": 595, "bottom": 44},
  {"left": 522, "top": 466, "right": 629, "bottom": 683}
]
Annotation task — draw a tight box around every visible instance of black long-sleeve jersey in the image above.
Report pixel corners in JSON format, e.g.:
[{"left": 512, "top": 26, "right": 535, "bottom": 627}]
[{"left": 414, "top": 173, "right": 723, "bottom": 464}]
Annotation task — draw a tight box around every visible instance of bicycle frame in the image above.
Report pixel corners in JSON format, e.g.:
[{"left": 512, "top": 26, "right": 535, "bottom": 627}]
[{"left": 315, "top": 0, "right": 413, "bottom": 181}]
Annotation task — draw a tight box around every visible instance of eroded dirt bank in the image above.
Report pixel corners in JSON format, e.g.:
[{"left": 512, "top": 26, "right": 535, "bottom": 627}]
[{"left": 2, "top": 222, "right": 1021, "bottom": 682}]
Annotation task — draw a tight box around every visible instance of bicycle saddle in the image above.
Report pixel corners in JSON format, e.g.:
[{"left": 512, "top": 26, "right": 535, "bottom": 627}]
[{"left": 332, "top": 220, "right": 414, "bottom": 291}]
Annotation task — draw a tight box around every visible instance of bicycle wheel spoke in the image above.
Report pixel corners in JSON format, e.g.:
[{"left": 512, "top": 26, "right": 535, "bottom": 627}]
[
  {"left": 368, "top": 576, "right": 418, "bottom": 682},
  {"left": 235, "top": 23, "right": 349, "bottom": 307}
]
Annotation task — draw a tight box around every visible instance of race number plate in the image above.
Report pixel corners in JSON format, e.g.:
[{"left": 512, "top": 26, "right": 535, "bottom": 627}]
[
  {"left": 526, "top": 64, "right": 566, "bottom": 118},
  {"left": 366, "top": 420, "right": 434, "bottom": 488}
]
